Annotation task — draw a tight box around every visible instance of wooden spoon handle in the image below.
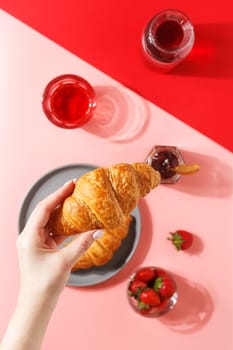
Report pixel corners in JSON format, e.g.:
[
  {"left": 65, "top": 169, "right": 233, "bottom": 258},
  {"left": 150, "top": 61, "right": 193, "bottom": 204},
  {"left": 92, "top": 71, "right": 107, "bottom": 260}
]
[{"left": 174, "top": 164, "right": 200, "bottom": 175}]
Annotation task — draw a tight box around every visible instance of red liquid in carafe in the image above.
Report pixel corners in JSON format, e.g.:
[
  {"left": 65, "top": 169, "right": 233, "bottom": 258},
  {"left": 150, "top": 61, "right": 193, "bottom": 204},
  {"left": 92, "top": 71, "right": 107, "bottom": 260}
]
[
  {"left": 155, "top": 20, "right": 184, "bottom": 50},
  {"left": 51, "top": 84, "right": 90, "bottom": 122}
]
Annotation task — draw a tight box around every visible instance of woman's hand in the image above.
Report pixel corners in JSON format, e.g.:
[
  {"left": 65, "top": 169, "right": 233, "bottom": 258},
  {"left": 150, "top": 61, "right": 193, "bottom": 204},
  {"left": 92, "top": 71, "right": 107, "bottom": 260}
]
[
  {"left": 17, "top": 180, "right": 101, "bottom": 306},
  {"left": 0, "top": 180, "right": 102, "bottom": 350}
]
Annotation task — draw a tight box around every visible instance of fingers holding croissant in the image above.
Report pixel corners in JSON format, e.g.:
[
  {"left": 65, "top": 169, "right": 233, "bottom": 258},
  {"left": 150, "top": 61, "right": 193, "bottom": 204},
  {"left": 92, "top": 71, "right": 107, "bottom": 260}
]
[
  {"left": 71, "top": 216, "right": 133, "bottom": 271},
  {"left": 49, "top": 162, "right": 160, "bottom": 236}
]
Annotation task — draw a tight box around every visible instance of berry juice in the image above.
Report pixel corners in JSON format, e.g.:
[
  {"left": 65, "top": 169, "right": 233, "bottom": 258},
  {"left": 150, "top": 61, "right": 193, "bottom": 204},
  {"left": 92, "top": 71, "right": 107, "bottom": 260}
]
[
  {"left": 155, "top": 20, "right": 184, "bottom": 50},
  {"left": 51, "top": 84, "right": 90, "bottom": 123},
  {"left": 42, "top": 74, "right": 96, "bottom": 129},
  {"left": 142, "top": 10, "right": 195, "bottom": 69}
]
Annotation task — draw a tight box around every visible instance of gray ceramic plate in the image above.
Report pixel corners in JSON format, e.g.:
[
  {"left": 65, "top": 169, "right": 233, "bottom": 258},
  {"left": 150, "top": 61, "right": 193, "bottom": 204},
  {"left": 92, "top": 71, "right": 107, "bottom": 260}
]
[{"left": 18, "top": 164, "right": 141, "bottom": 287}]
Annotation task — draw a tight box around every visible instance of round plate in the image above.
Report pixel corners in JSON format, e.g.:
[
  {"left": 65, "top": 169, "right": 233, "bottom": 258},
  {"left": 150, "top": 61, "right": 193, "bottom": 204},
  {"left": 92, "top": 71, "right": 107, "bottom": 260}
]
[{"left": 18, "top": 164, "right": 141, "bottom": 287}]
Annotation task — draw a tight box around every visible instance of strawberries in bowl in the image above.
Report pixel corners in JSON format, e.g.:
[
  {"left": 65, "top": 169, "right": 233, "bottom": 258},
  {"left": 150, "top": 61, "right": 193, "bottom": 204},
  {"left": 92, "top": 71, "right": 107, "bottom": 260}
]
[{"left": 127, "top": 266, "right": 178, "bottom": 317}]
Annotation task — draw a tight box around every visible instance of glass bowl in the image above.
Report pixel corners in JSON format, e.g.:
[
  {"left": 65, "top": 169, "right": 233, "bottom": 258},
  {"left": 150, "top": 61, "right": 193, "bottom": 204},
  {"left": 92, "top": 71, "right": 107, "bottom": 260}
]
[
  {"left": 127, "top": 266, "right": 178, "bottom": 317},
  {"left": 42, "top": 74, "right": 96, "bottom": 129}
]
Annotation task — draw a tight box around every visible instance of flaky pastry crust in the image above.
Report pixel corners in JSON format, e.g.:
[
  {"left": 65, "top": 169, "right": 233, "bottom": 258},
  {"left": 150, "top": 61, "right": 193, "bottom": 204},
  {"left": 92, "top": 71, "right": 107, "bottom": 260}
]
[{"left": 49, "top": 162, "right": 160, "bottom": 235}]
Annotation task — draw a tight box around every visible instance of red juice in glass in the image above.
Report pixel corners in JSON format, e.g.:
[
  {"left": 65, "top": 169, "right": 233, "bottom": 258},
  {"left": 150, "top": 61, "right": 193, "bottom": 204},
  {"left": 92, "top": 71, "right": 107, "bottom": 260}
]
[
  {"left": 42, "top": 74, "right": 96, "bottom": 129},
  {"left": 142, "top": 9, "right": 195, "bottom": 71},
  {"left": 156, "top": 20, "right": 184, "bottom": 50}
]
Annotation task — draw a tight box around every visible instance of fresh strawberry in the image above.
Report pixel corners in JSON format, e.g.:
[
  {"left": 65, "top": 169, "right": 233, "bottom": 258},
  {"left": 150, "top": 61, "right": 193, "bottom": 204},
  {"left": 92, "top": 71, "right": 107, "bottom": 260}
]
[
  {"left": 154, "top": 268, "right": 168, "bottom": 278},
  {"left": 129, "top": 280, "right": 147, "bottom": 296},
  {"left": 139, "top": 288, "right": 161, "bottom": 308},
  {"left": 139, "top": 305, "right": 153, "bottom": 314},
  {"left": 135, "top": 268, "right": 155, "bottom": 282},
  {"left": 153, "top": 276, "right": 176, "bottom": 298},
  {"left": 168, "top": 230, "right": 193, "bottom": 251}
]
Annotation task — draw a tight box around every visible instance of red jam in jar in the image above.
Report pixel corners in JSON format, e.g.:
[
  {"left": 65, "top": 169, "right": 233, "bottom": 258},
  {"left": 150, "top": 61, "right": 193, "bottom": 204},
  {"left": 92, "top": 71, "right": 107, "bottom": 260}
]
[{"left": 145, "top": 146, "right": 185, "bottom": 184}]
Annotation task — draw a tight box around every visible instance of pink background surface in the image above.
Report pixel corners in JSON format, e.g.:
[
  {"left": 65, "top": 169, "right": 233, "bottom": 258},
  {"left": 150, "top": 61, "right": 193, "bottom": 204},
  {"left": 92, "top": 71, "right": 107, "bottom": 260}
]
[{"left": 0, "top": 10, "right": 233, "bottom": 349}]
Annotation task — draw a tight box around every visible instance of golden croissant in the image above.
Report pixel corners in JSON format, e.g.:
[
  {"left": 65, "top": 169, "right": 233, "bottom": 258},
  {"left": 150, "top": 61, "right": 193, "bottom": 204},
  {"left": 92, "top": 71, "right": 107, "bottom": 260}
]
[
  {"left": 49, "top": 162, "right": 160, "bottom": 235},
  {"left": 72, "top": 215, "right": 133, "bottom": 271}
]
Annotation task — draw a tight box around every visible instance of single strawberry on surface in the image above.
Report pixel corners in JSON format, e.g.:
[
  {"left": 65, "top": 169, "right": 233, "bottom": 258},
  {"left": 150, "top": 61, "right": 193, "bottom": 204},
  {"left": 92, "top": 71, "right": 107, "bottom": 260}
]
[{"left": 168, "top": 230, "right": 193, "bottom": 251}]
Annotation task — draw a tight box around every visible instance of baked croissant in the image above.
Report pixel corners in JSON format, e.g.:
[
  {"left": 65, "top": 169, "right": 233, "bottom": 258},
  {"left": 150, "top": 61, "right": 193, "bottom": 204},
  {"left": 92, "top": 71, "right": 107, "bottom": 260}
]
[
  {"left": 72, "top": 215, "right": 133, "bottom": 271},
  {"left": 49, "top": 162, "right": 160, "bottom": 235}
]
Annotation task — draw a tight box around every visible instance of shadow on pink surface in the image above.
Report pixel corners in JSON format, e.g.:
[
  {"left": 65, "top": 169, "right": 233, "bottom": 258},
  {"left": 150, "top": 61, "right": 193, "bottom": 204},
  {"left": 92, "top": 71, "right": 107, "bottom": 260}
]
[
  {"left": 83, "top": 85, "right": 150, "bottom": 142},
  {"left": 68, "top": 199, "right": 154, "bottom": 291},
  {"left": 172, "top": 23, "right": 233, "bottom": 79},
  {"left": 178, "top": 232, "right": 204, "bottom": 256},
  {"left": 159, "top": 274, "right": 214, "bottom": 333},
  {"left": 171, "top": 150, "right": 233, "bottom": 197}
]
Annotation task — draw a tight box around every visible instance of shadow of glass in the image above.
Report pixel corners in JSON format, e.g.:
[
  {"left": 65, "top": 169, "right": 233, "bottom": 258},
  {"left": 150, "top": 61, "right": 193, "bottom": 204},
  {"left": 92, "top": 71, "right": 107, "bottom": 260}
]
[
  {"left": 171, "top": 23, "right": 233, "bottom": 78},
  {"left": 68, "top": 199, "right": 153, "bottom": 291},
  {"left": 170, "top": 149, "right": 233, "bottom": 198},
  {"left": 159, "top": 273, "right": 214, "bottom": 333},
  {"left": 83, "top": 85, "right": 150, "bottom": 142}
]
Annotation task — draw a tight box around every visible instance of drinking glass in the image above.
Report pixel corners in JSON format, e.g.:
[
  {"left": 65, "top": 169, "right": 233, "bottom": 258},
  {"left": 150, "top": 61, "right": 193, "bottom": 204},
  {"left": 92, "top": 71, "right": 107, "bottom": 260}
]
[{"left": 42, "top": 74, "right": 96, "bottom": 129}]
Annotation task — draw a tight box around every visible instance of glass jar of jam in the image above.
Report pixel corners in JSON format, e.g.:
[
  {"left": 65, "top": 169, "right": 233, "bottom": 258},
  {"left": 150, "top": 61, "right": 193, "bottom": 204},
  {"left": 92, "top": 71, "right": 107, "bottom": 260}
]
[{"left": 145, "top": 145, "right": 185, "bottom": 184}]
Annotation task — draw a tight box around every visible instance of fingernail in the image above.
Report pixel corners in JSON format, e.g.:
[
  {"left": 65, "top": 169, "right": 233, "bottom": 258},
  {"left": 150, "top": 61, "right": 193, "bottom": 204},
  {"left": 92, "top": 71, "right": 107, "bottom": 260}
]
[
  {"left": 93, "top": 230, "right": 104, "bottom": 240},
  {"left": 63, "top": 179, "right": 75, "bottom": 186}
]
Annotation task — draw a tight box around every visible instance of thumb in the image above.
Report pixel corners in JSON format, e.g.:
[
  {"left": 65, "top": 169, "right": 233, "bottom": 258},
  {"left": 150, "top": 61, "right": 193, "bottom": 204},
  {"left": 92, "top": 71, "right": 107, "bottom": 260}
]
[{"left": 60, "top": 229, "right": 104, "bottom": 266}]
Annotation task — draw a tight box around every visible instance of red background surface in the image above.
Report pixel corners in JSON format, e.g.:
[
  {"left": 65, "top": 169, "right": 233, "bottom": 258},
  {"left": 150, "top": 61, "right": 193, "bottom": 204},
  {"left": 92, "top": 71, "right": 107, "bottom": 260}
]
[{"left": 1, "top": 0, "right": 233, "bottom": 152}]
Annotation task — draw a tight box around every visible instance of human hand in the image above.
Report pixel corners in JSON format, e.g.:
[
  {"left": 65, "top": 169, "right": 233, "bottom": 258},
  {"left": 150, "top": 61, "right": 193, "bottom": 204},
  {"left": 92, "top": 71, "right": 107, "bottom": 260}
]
[
  {"left": 1, "top": 180, "right": 103, "bottom": 350},
  {"left": 17, "top": 180, "right": 101, "bottom": 307}
]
